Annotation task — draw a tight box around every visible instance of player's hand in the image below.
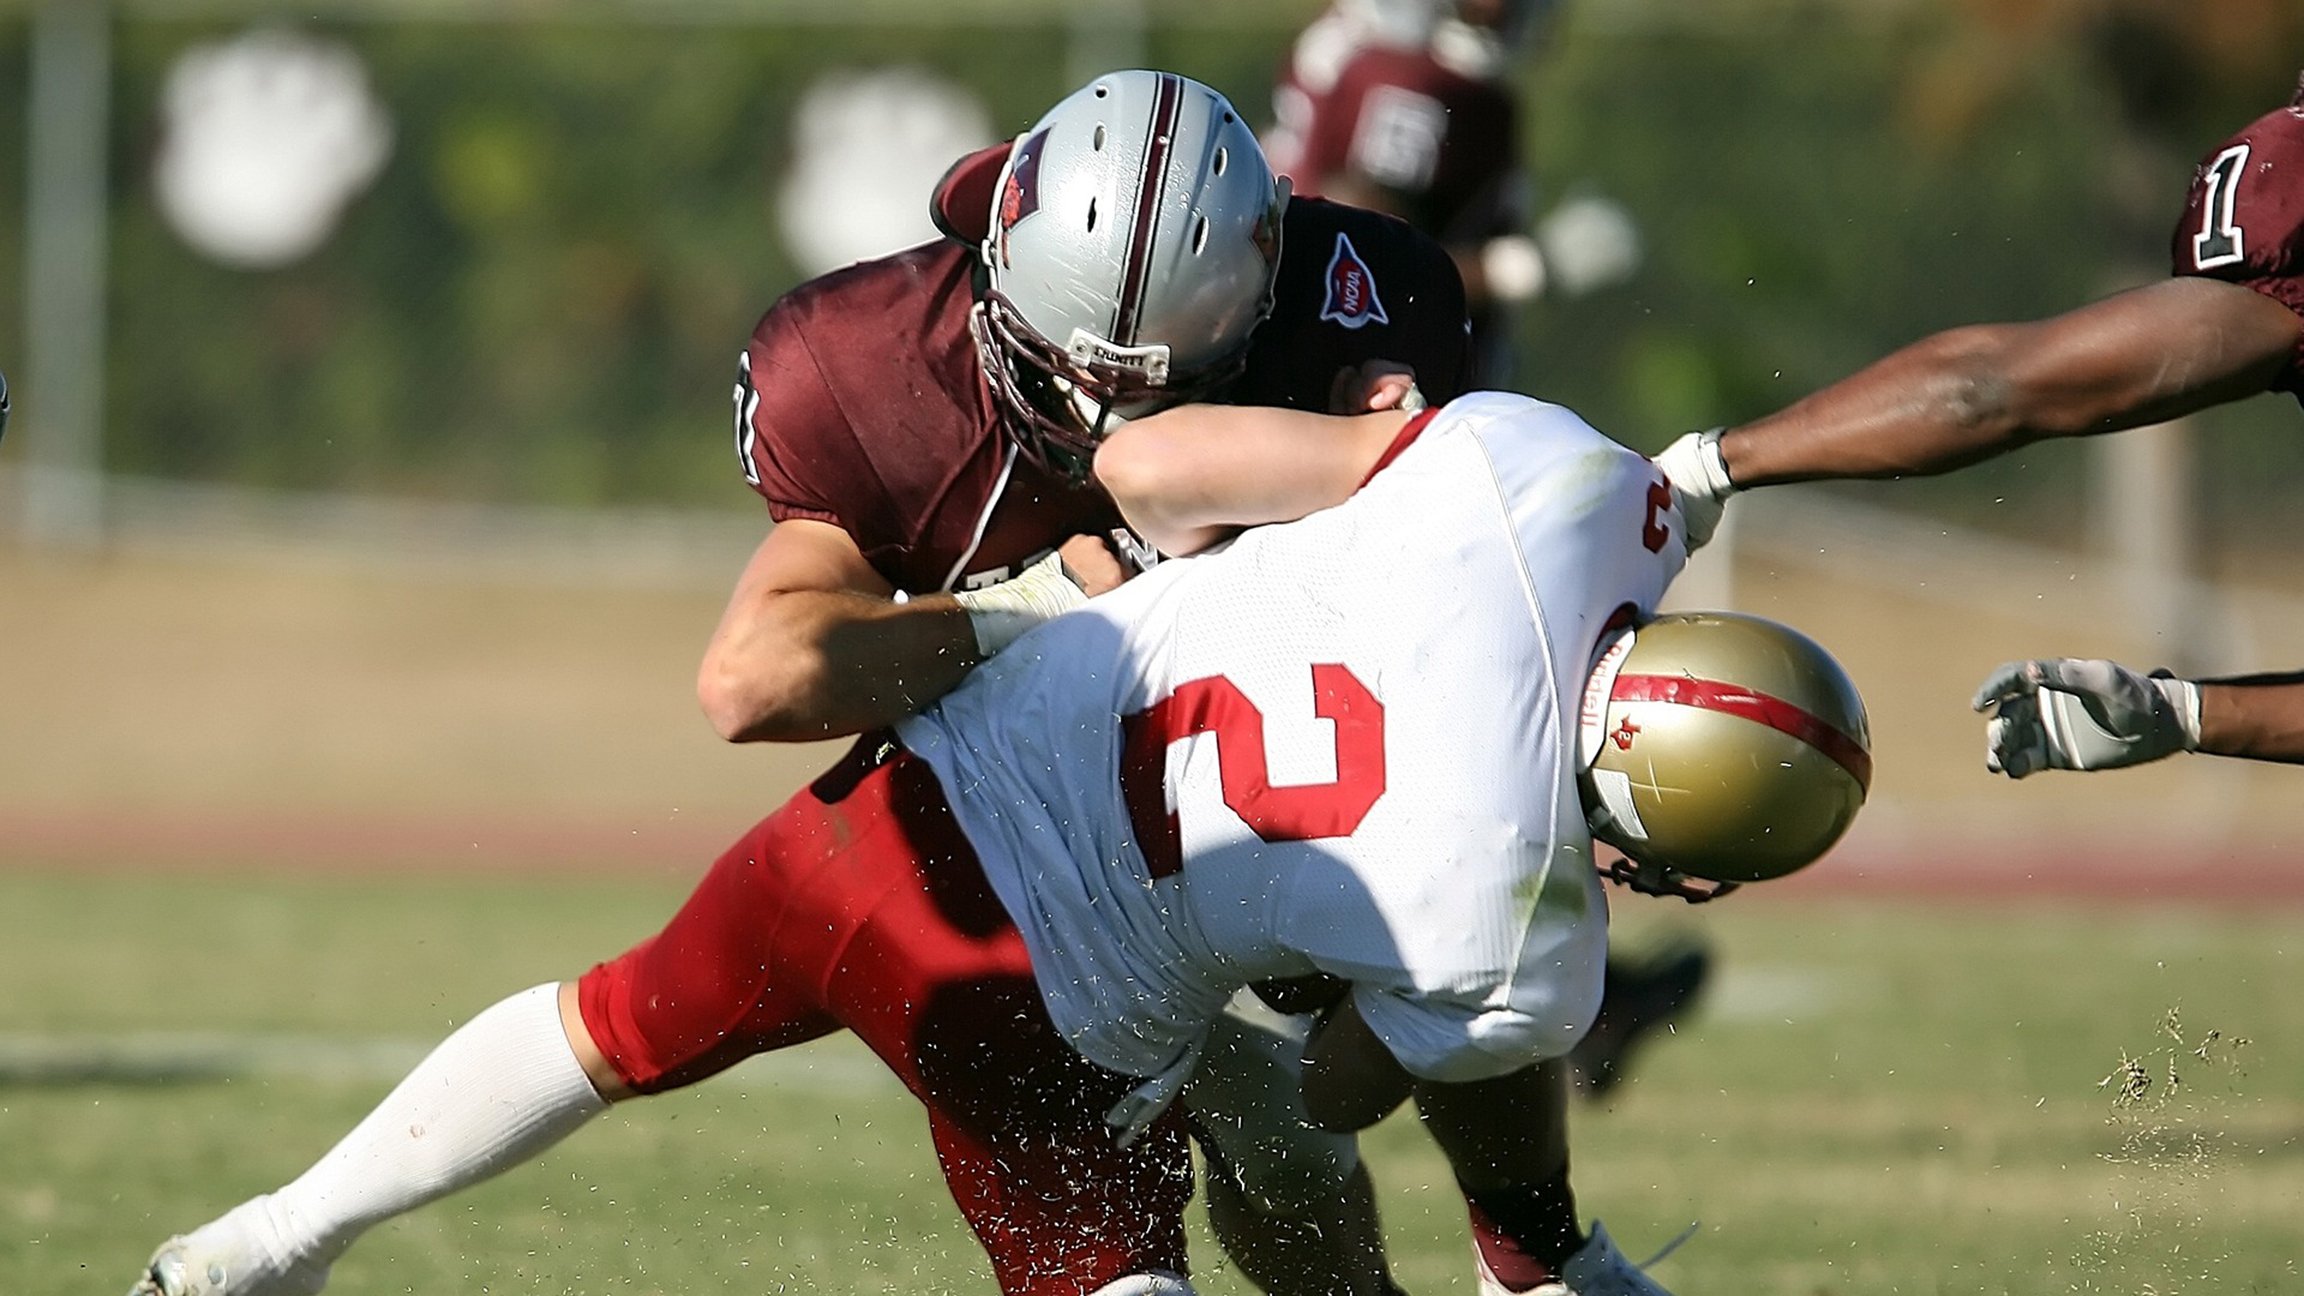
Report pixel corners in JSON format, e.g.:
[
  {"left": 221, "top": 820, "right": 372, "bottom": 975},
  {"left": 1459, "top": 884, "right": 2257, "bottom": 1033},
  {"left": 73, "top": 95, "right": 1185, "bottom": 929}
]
[
  {"left": 1971, "top": 658, "right": 2202, "bottom": 778},
  {"left": 1327, "top": 360, "right": 1426, "bottom": 415},
  {"left": 1651, "top": 427, "right": 1733, "bottom": 551},
  {"left": 952, "top": 548, "right": 1093, "bottom": 657},
  {"left": 1055, "top": 532, "right": 1130, "bottom": 595}
]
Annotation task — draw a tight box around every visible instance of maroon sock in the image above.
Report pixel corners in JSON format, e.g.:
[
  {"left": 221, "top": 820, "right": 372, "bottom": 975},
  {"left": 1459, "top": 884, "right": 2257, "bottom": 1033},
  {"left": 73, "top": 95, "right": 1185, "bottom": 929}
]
[{"left": 1466, "top": 1173, "right": 1585, "bottom": 1291}]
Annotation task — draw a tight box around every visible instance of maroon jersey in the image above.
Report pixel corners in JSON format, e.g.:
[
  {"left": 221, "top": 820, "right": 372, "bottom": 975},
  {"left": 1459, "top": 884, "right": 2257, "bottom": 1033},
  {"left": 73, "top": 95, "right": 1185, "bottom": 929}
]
[
  {"left": 2169, "top": 78, "right": 2304, "bottom": 398},
  {"left": 732, "top": 240, "right": 1120, "bottom": 595},
  {"left": 1273, "top": 45, "right": 1523, "bottom": 248},
  {"left": 734, "top": 153, "right": 1469, "bottom": 594}
]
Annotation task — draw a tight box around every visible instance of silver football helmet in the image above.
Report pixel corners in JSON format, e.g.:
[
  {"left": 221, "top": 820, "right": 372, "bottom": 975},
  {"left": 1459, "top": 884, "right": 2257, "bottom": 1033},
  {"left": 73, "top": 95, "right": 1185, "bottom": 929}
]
[
  {"left": 972, "top": 70, "right": 1289, "bottom": 472},
  {"left": 1579, "top": 611, "right": 1871, "bottom": 899}
]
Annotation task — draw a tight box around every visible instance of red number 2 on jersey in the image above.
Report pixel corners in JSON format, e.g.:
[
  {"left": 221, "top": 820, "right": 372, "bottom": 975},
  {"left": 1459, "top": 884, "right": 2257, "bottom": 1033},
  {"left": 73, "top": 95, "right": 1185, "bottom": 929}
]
[
  {"left": 1119, "top": 665, "right": 1388, "bottom": 879},
  {"left": 1642, "top": 476, "right": 1673, "bottom": 553}
]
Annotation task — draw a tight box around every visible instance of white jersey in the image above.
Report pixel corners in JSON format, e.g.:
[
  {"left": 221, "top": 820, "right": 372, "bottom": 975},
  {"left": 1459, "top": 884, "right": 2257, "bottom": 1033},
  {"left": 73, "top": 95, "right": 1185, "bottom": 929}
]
[{"left": 899, "top": 392, "right": 1687, "bottom": 1091}]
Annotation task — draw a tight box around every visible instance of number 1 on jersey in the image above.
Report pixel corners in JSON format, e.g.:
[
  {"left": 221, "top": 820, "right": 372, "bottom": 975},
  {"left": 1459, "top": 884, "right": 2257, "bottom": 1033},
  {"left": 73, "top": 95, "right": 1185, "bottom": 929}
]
[
  {"left": 1120, "top": 665, "right": 1388, "bottom": 879},
  {"left": 2193, "top": 143, "right": 2250, "bottom": 270}
]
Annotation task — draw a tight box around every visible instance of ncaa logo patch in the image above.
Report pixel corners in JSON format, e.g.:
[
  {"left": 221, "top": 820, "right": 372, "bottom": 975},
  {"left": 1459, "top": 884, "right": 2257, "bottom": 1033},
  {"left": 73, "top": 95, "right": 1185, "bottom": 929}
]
[{"left": 1319, "top": 232, "right": 1389, "bottom": 329}]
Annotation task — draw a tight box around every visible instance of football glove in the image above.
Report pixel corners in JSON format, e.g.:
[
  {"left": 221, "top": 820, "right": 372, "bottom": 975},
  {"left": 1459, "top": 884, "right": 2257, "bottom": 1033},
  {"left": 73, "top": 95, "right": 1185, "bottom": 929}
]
[
  {"left": 1651, "top": 427, "right": 1732, "bottom": 551},
  {"left": 952, "top": 549, "right": 1089, "bottom": 658},
  {"left": 1971, "top": 658, "right": 2202, "bottom": 779}
]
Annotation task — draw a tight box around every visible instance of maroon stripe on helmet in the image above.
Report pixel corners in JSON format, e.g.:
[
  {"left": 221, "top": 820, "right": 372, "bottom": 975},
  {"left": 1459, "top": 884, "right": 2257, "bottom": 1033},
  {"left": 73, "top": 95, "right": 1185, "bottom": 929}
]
[
  {"left": 1112, "top": 72, "right": 1184, "bottom": 346},
  {"left": 1611, "top": 673, "right": 1872, "bottom": 791}
]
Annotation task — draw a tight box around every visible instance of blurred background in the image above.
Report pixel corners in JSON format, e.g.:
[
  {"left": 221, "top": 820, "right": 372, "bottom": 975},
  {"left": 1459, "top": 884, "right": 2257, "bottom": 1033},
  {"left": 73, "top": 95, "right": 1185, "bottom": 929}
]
[
  {"left": 4, "top": 3, "right": 2304, "bottom": 1292},
  {"left": 4, "top": 0, "right": 2304, "bottom": 879}
]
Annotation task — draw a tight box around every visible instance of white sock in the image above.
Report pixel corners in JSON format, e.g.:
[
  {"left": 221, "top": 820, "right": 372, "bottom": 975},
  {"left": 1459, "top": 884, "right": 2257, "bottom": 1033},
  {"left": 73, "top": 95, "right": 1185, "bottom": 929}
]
[{"left": 254, "top": 982, "right": 609, "bottom": 1266}]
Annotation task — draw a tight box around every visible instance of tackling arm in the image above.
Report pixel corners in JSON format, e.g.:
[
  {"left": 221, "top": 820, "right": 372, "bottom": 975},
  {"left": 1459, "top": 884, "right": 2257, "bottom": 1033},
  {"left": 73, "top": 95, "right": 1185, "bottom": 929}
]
[
  {"left": 697, "top": 521, "right": 1124, "bottom": 742},
  {"left": 1092, "top": 405, "right": 1412, "bottom": 556},
  {"left": 696, "top": 520, "right": 980, "bottom": 742},
  {"left": 1716, "top": 277, "right": 2304, "bottom": 487}
]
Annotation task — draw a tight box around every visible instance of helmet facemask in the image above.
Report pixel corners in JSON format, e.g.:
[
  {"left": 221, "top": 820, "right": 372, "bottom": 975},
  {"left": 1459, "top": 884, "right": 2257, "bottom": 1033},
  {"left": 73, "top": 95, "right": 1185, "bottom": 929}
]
[
  {"left": 971, "top": 288, "right": 1260, "bottom": 478},
  {"left": 970, "top": 71, "right": 1287, "bottom": 480}
]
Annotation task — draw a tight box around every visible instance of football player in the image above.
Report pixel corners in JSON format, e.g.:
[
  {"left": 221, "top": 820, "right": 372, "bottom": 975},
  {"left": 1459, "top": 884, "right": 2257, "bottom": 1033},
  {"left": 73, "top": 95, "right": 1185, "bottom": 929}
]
[
  {"left": 150, "top": 382, "right": 1872, "bottom": 1296},
  {"left": 127, "top": 70, "right": 1443, "bottom": 1296},
  {"left": 1659, "top": 72, "right": 2304, "bottom": 774},
  {"left": 1265, "top": 0, "right": 1712, "bottom": 1095},
  {"left": 1264, "top": 0, "right": 1557, "bottom": 383}
]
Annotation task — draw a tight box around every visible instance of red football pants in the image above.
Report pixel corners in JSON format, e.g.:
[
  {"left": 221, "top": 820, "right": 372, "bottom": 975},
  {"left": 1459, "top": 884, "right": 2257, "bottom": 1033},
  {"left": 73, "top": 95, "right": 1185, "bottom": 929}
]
[{"left": 576, "top": 742, "right": 1193, "bottom": 1294}]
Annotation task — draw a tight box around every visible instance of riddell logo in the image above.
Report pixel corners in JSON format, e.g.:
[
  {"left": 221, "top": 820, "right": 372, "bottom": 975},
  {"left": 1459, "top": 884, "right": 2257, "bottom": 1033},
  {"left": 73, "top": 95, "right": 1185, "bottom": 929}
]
[{"left": 1319, "top": 233, "right": 1389, "bottom": 329}]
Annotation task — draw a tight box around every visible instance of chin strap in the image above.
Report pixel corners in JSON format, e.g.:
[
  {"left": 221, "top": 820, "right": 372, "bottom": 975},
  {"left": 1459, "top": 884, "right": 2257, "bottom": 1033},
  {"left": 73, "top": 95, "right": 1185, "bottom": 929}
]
[{"left": 1599, "top": 855, "right": 1741, "bottom": 904}]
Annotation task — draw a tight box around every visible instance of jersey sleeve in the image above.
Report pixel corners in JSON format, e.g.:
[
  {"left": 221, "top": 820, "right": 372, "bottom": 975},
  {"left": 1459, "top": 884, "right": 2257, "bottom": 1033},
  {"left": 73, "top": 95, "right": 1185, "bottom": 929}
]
[
  {"left": 732, "top": 302, "right": 854, "bottom": 527},
  {"left": 1349, "top": 207, "right": 1476, "bottom": 402},
  {"left": 2168, "top": 104, "right": 2304, "bottom": 391},
  {"left": 1237, "top": 199, "right": 1474, "bottom": 411}
]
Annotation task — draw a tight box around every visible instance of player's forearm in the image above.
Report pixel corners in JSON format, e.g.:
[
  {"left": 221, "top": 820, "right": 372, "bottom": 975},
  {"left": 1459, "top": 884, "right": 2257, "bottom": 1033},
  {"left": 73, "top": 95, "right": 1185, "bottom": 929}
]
[
  {"left": 2195, "top": 675, "right": 2304, "bottom": 764},
  {"left": 1095, "top": 405, "right": 1407, "bottom": 554},
  {"left": 697, "top": 588, "right": 978, "bottom": 743},
  {"left": 1719, "top": 327, "right": 2040, "bottom": 488}
]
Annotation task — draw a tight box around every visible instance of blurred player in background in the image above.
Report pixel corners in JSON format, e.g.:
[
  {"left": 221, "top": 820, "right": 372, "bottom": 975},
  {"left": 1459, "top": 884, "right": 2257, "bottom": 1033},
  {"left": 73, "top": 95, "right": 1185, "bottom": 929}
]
[
  {"left": 1263, "top": 0, "right": 1554, "bottom": 384},
  {"left": 133, "top": 70, "right": 1463, "bottom": 1296},
  {"left": 1657, "top": 72, "right": 2304, "bottom": 776},
  {"left": 1264, "top": 0, "right": 1706, "bottom": 1097}
]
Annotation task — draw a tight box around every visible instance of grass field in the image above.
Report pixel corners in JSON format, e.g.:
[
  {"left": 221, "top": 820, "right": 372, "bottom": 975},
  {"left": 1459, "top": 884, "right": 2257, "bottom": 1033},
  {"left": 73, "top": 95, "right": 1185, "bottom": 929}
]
[{"left": 3, "top": 868, "right": 2298, "bottom": 1296}]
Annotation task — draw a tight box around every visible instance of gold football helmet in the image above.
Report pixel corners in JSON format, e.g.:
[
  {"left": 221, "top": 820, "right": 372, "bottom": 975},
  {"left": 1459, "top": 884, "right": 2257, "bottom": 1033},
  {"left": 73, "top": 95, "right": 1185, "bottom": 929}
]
[{"left": 1578, "top": 611, "right": 1870, "bottom": 899}]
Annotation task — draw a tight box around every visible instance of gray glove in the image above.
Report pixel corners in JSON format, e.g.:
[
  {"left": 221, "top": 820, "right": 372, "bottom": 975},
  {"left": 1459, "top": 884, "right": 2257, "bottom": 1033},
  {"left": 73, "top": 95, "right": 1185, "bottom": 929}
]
[{"left": 1971, "top": 658, "right": 2202, "bottom": 778}]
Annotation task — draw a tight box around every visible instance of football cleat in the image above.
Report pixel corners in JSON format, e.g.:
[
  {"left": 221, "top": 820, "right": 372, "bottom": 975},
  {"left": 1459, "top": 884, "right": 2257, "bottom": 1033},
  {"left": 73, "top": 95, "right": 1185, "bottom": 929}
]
[
  {"left": 1477, "top": 1221, "right": 1683, "bottom": 1296},
  {"left": 128, "top": 1198, "right": 330, "bottom": 1296}
]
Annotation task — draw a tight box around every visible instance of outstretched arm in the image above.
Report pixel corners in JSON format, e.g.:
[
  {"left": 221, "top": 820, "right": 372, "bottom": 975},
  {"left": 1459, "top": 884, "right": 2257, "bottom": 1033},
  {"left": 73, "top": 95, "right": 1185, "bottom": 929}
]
[
  {"left": 1971, "top": 659, "right": 2304, "bottom": 775},
  {"left": 1093, "top": 404, "right": 1414, "bottom": 556},
  {"left": 2197, "top": 673, "right": 2304, "bottom": 763},
  {"left": 1717, "top": 277, "right": 2303, "bottom": 487}
]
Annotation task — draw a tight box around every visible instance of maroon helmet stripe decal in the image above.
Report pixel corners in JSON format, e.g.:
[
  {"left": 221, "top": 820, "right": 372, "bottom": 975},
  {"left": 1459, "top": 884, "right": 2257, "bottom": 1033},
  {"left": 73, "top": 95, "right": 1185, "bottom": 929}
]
[
  {"left": 1113, "top": 72, "right": 1183, "bottom": 345},
  {"left": 1612, "top": 673, "right": 1872, "bottom": 790}
]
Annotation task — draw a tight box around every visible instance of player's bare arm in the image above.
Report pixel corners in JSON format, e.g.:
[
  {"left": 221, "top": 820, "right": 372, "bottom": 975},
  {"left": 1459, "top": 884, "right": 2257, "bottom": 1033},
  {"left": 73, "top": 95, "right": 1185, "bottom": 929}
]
[
  {"left": 697, "top": 520, "right": 1123, "bottom": 742},
  {"left": 2196, "top": 673, "right": 2304, "bottom": 763},
  {"left": 1094, "top": 404, "right": 1414, "bottom": 556},
  {"left": 1718, "top": 277, "right": 2303, "bottom": 487}
]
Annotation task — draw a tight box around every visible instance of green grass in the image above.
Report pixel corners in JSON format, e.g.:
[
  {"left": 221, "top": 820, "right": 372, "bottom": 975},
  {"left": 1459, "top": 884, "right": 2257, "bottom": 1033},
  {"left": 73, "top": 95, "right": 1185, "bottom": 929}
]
[{"left": 2, "top": 869, "right": 2300, "bottom": 1294}]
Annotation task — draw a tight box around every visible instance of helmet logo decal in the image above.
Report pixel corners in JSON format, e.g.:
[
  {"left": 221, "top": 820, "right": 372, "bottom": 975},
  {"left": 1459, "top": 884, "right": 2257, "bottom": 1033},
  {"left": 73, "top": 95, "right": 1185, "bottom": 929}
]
[
  {"left": 1319, "top": 232, "right": 1389, "bottom": 329},
  {"left": 1610, "top": 717, "right": 1641, "bottom": 750},
  {"left": 996, "top": 128, "right": 1049, "bottom": 270},
  {"left": 1251, "top": 195, "right": 1283, "bottom": 267}
]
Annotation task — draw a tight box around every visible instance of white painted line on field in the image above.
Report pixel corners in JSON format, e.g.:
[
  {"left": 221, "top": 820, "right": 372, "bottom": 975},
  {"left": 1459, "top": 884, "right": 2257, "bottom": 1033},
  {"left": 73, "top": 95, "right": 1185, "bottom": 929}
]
[
  {"left": 1699, "top": 966, "right": 1853, "bottom": 1023},
  {"left": 0, "top": 1032, "right": 902, "bottom": 1093}
]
